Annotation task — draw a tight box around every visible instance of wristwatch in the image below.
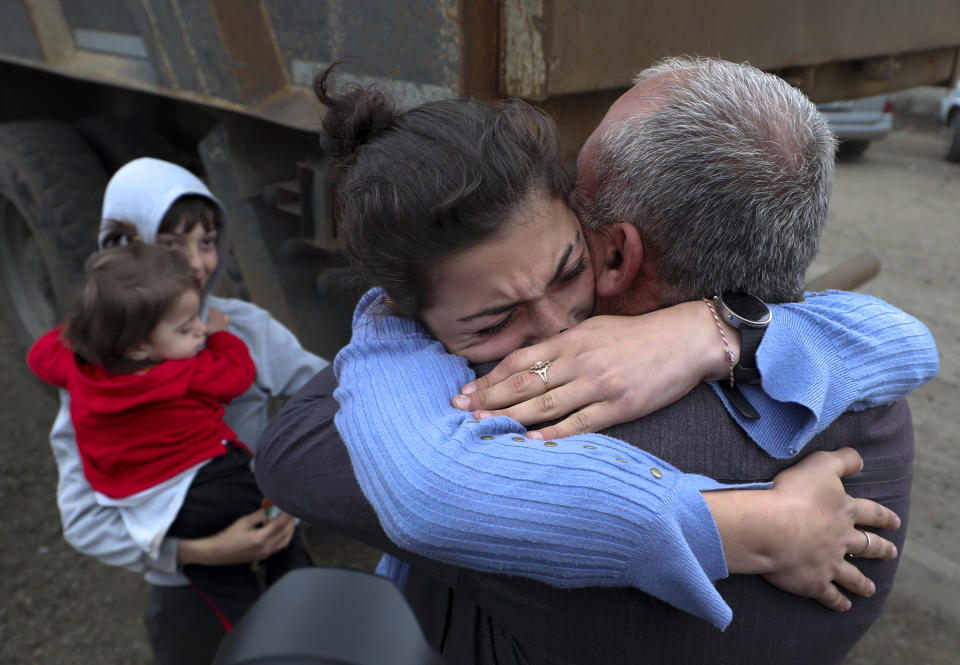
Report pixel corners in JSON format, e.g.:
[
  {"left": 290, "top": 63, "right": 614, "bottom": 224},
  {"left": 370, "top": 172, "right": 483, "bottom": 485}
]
[{"left": 713, "top": 290, "right": 772, "bottom": 385}]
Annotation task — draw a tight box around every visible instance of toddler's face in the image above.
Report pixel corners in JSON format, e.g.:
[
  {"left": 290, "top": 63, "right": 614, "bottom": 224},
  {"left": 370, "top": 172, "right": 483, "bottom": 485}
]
[{"left": 140, "top": 289, "right": 206, "bottom": 362}]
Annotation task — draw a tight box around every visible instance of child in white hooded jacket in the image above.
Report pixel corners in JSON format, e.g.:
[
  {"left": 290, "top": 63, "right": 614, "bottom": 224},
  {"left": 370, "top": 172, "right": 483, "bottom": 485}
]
[{"left": 47, "top": 157, "right": 328, "bottom": 665}]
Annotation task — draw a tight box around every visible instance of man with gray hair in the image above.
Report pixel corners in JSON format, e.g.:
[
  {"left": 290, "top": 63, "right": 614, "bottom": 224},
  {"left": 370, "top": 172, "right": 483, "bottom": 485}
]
[
  {"left": 257, "top": 58, "right": 930, "bottom": 664},
  {"left": 437, "top": 56, "right": 917, "bottom": 663},
  {"left": 576, "top": 57, "right": 832, "bottom": 304}
]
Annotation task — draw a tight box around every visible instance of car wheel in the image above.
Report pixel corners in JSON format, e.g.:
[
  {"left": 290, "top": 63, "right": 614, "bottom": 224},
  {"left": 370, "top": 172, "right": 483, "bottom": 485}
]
[
  {"left": 0, "top": 122, "right": 106, "bottom": 351},
  {"left": 836, "top": 139, "right": 871, "bottom": 160},
  {"left": 946, "top": 112, "right": 960, "bottom": 163}
]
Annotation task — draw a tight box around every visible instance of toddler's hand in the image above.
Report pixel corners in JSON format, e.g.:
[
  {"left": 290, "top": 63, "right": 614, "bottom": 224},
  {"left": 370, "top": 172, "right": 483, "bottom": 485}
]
[{"left": 206, "top": 307, "right": 230, "bottom": 334}]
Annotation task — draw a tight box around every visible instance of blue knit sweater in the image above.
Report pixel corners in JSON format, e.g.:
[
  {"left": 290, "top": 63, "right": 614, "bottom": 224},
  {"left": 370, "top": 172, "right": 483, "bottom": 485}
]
[{"left": 334, "top": 289, "right": 938, "bottom": 629}]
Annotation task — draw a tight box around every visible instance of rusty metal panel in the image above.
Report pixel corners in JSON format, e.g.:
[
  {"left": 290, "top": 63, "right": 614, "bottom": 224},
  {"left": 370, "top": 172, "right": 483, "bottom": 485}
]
[
  {"left": 792, "top": 47, "right": 960, "bottom": 103},
  {"left": 4, "top": 0, "right": 959, "bottom": 134},
  {"left": 210, "top": 0, "right": 288, "bottom": 102},
  {"left": 147, "top": 0, "right": 243, "bottom": 100},
  {"left": 123, "top": 0, "right": 204, "bottom": 92},
  {"left": 60, "top": 1, "right": 141, "bottom": 34},
  {"left": 265, "top": 0, "right": 462, "bottom": 106},
  {"left": 502, "top": 0, "right": 960, "bottom": 99},
  {"left": 121, "top": 0, "right": 248, "bottom": 101},
  {"left": 3, "top": 1, "right": 44, "bottom": 61}
]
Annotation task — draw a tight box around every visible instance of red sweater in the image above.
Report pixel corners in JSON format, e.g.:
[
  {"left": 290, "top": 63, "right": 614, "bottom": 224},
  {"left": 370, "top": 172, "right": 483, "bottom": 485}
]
[{"left": 27, "top": 328, "right": 256, "bottom": 498}]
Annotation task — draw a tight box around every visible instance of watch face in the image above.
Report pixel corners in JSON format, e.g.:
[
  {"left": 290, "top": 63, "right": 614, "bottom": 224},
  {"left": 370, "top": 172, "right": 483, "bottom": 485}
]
[{"left": 722, "top": 291, "right": 772, "bottom": 326}]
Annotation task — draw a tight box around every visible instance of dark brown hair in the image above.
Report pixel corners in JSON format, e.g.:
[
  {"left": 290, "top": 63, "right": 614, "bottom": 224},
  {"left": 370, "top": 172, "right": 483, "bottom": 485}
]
[
  {"left": 158, "top": 195, "right": 221, "bottom": 235},
  {"left": 315, "top": 64, "right": 570, "bottom": 321},
  {"left": 63, "top": 244, "right": 201, "bottom": 373},
  {"left": 101, "top": 195, "right": 222, "bottom": 249}
]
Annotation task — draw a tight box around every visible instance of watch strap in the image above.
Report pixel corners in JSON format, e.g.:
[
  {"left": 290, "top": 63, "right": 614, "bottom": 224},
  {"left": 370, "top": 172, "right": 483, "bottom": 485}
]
[
  {"left": 720, "top": 382, "right": 760, "bottom": 420},
  {"left": 734, "top": 325, "right": 765, "bottom": 385}
]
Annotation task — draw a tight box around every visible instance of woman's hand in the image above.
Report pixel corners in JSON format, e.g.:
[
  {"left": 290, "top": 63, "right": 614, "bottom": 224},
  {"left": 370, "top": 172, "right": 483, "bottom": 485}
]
[
  {"left": 705, "top": 447, "right": 900, "bottom": 612},
  {"left": 452, "top": 301, "right": 740, "bottom": 438},
  {"left": 205, "top": 306, "right": 230, "bottom": 335},
  {"left": 177, "top": 509, "right": 297, "bottom": 566}
]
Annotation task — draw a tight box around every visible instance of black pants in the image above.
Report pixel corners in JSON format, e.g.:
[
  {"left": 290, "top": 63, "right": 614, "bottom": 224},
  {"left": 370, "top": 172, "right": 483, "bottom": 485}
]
[{"left": 145, "top": 443, "right": 312, "bottom": 665}]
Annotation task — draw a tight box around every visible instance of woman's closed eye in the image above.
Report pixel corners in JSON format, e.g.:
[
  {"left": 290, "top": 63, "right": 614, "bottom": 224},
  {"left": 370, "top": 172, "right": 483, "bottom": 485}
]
[
  {"left": 559, "top": 255, "right": 587, "bottom": 283},
  {"left": 475, "top": 311, "right": 516, "bottom": 337}
]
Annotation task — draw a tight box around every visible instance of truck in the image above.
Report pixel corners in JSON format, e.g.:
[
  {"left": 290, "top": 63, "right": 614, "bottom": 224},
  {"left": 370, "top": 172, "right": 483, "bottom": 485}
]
[{"left": 2, "top": 0, "right": 959, "bottom": 358}]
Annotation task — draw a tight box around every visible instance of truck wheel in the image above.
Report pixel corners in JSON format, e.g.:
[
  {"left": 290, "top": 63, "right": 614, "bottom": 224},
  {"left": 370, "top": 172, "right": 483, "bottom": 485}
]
[
  {"left": 836, "top": 139, "right": 871, "bottom": 160},
  {"left": 0, "top": 122, "right": 107, "bottom": 351},
  {"left": 946, "top": 113, "right": 960, "bottom": 163},
  {"left": 73, "top": 116, "right": 192, "bottom": 173}
]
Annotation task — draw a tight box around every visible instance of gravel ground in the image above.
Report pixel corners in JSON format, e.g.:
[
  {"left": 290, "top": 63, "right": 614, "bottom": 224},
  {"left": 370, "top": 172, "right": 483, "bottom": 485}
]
[{"left": 1, "top": 95, "right": 957, "bottom": 664}]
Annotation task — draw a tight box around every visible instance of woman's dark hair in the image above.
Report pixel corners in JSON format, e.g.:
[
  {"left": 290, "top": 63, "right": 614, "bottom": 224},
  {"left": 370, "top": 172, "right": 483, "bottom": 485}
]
[
  {"left": 63, "top": 244, "right": 201, "bottom": 373},
  {"left": 315, "top": 64, "right": 570, "bottom": 321}
]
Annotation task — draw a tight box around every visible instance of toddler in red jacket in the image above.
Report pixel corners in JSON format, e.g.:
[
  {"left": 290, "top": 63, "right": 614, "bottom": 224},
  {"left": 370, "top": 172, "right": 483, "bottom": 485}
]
[{"left": 27, "top": 241, "right": 308, "bottom": 609}]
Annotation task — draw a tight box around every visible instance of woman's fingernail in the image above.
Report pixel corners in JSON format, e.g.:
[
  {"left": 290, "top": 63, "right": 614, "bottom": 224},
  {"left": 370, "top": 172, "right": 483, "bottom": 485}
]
[
  {"left": 474, "top": 410, "right": 492, "bottom": 419},
  {"left": 461, "top": 383, "right": 477, "bottom": 395},
  {"left": 452, "top": 395, "right": 469, "bottom": 409},
  {"left": 527, "top": 431, "right": 543, "bottom": 440}
]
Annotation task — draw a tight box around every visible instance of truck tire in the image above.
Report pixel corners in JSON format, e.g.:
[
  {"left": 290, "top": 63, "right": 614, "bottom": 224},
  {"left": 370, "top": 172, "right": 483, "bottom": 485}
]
[
  {"left": 946, "top": 113, "right": 960, "bottom": 163},
  {"left": 73, "top": 116, "right": 191, "bottom": 173},
  {"left": 836, "top": 139, "right": 871, "bottom": 160},
  {"left": 0, "top": 122, "right": 107, "bottom": 351}
]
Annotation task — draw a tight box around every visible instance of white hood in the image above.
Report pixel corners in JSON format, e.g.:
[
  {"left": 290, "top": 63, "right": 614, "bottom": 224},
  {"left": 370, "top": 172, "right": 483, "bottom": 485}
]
[{"left": 99, "top": 157, "right": 229, "bottom": 292}]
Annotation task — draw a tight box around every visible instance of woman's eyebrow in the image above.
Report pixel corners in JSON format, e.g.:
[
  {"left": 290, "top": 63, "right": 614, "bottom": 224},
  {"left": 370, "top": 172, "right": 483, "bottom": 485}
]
[
  {"left": 457, "top": 230, "right": 582, "bottom": 323},
  {"left": 548, "top": 231, "right": 581, "bottom": 284},
  {"left": 458, "top": 301, "right": 516, "bottom": 322}
]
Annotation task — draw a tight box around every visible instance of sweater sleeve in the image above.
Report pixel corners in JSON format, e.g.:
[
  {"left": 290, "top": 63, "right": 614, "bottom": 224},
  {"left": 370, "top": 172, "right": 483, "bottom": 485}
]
[
  {"left": 714, "top": 290, "right": 939, "bottom": 458},
  {"left": 334, "top": 290, "right": 769, "bottom": 629},
  {"left": 26, "top": 328, "right": 70, "bottom": 388},
  {"left": 190, "top": 331, "right": 257, "bottom": 403}
]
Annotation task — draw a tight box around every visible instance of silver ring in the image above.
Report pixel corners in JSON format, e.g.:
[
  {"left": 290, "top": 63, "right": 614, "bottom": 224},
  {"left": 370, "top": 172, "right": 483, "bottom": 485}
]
[
  {"left": 528, "top": 360, "right": 552, "bottom": 389},
  {"left": 850, "top": 529, "right": 872, "bottom": 557}
]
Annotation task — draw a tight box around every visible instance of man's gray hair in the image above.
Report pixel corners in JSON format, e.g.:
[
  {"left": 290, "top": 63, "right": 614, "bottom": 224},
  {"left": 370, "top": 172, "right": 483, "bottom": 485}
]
[{"left": 579, "top": 57, "right": 836, "bottom": 303}]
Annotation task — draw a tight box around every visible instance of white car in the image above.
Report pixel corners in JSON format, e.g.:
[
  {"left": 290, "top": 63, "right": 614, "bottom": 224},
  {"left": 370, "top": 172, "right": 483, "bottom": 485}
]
[
  {"left": 938, "top": 81, "right": 960, "bottom": 162},
  {"left": 818, "top": 94, "right": 893, "bottom": 159}
]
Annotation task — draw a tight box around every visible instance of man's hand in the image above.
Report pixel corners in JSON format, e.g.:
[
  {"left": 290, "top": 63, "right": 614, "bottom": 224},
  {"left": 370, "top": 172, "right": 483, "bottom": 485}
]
[
  {"left": 706, "top": 448, "right": 900, "bottom": 612},
  {"left": 205, "top": 306, "right": 230, "bottom": 335},
  {"left": 452, "top": 302, "right": 739, "bottom": 439},
  {"left": 177, "top": 509, "right": 297, "bottom": 566}
]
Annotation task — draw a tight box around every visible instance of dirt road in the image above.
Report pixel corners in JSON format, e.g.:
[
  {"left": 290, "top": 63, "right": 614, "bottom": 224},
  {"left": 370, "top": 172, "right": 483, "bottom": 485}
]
[{"left": 1, "top": 99, "right": 957, "bottom": 664}]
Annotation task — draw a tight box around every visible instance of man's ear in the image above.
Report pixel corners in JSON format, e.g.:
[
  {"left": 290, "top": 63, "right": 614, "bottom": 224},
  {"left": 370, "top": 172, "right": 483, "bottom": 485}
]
[{"left": 595, "top": 222, "right": 644, "bottom": 298}]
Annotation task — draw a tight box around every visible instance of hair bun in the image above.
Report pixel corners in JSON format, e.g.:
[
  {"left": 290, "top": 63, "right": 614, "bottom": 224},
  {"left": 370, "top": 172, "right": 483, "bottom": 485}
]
[{"left": 315, "top": 63, "right": 398, "bottom": 162}]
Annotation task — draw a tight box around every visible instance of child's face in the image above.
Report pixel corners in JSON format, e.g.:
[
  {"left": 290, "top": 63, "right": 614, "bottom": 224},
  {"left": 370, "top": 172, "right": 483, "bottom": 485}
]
[
  {"left": 139, "top": 289, "right": 207, "bottom": 362},
  {"left": 156, "top": 220, "right": 219, "bottom": 288}
]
